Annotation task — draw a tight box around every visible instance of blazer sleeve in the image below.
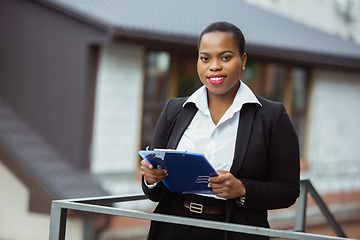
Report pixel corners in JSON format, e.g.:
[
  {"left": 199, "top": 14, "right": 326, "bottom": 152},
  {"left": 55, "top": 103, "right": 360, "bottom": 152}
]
[{"left": 239, "top": 103, "right": 300, "bottom": 210}]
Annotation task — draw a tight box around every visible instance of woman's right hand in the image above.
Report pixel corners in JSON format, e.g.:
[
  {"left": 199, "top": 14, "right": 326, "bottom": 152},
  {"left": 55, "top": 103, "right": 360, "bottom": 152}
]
[{"left": 140, "top": 160, "right": 168, "bottom": 185}]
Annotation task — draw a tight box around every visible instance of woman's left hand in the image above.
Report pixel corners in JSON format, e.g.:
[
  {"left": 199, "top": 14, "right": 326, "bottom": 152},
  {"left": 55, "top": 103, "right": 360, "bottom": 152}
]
[{"left": 209, "top": 170, "right": 246, "bottom": 199}]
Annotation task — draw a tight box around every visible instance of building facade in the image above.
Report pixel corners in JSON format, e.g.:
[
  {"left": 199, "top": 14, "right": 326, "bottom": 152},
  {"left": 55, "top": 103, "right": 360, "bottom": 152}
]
[{"left": 1, "top": 0, "right": 360, "bottom": 239}]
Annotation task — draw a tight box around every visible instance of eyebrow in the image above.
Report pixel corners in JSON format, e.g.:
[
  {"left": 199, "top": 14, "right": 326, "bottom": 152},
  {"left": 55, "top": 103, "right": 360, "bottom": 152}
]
[{"left": 199, "top": 50, "right": 235, "bottom": 55}]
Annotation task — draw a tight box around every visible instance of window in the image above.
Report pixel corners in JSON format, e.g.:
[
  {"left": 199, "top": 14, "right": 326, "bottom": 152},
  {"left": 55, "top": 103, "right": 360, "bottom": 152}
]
[
  {"left": 177, "top": 55, "right": 202, "bottom": 97},
  {"left": 141, "top": 51, "right": 171, "bottom": 149},
  {"left": 244, "top": 61, "right": 308, "bottom": 157}
]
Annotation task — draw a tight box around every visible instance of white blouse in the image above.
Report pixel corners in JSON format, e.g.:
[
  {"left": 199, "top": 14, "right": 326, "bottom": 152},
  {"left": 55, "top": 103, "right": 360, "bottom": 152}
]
[
  {"left": 177, "top": 80, "right": 261, "bottom": 172},
  {"left": 145, "top": 80, "right": 261, "bottom": 198}
]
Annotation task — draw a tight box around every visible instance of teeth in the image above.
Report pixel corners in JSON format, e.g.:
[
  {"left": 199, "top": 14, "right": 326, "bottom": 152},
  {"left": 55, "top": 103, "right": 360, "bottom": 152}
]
[{"left": 209, "top": 77, "right": 224, "bottom": 81}]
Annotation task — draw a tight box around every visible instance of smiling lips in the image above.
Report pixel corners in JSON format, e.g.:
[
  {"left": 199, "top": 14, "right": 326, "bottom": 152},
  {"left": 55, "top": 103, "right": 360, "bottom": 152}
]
[{"left": 208, "top": 74, "right": 226, "bottom": 85}]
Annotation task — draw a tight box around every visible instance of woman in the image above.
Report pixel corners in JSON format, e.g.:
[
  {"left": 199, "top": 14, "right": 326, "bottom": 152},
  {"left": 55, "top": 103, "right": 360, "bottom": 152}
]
[{"left": 140, "top": 21, "right": 300, "bottom": 240}]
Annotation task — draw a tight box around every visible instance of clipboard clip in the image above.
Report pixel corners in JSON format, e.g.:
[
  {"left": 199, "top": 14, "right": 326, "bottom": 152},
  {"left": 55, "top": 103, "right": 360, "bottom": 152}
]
[
  {"left": 145, "top": 146, "right": 187, "bottom": 153},
  {"left": 196, "top": 176, "right": 210, "bottom": 184},
  {"left": 154, "top": 148, "right": 187, "bottom": 153}
]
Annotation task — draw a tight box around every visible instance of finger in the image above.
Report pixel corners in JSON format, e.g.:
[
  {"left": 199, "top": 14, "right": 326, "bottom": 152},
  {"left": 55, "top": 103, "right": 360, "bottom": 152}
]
[
  {"left": 209, "top": 176, "right": 217, "bottom": 182},
  {"left": 211, "top": 186, "right": 223, "bottom": 194},
  {"left": 219, "top": 173, "right": 231, "bottom": 181},
  {"left": 209, "top": 173, "right": 229, "bottom": 183},
  {"left": 144, "top": 173, "right": 164, "bottom": 182},
  {"left": 142, "top": 171, "right": 167, "bottom": 183},
  {"left": 209, "top": 175, "right": 225, "bottom": 183},
  {"left": 209, "top": 182, "right": 222, "bottom": 190},
  {"left": 217, "top": 170, "right": 229, "bottom": 176},
  {"left": 141, "top": 166, "right": 167, "bottom": 176},
  {"left": 140, "top": 160, "right": 153, "bottom": 169},
  {"left": 212, "top": 188, "right": 227, "bottom": 199},
  {"left": 140, "top": 165, "right": 152, "bottom": 174},
  {"left": 214, "top": 191, "right": 222, "bottom": 197},
  {"left": 216, "top": 192, "right": 228, "bottom": 199},
  {"left": 143, "top": 175, "right": 161, "bottom": 185}
]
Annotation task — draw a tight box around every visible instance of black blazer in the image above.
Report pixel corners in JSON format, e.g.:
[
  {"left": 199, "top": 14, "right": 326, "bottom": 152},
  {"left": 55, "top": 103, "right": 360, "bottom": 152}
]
[{"left": 142, "top": 95, "right": 300, "bottom": 240}]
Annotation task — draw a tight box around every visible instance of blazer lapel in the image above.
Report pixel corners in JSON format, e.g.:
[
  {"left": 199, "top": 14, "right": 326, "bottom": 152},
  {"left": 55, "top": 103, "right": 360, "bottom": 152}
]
[
  {"left": 167, "top": 103, "right": 198, "bottom": 149},
  {"left": 226, "top": 104, "right": 257, "bottom": 223},
  {"left": 230, "top": 104, "right": 257, "bottom": 175}
]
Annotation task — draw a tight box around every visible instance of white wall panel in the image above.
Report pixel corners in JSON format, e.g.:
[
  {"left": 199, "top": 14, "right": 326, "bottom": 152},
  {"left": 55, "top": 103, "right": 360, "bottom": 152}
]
[
  {"left": 91, "top": 43, "right": 144, "bottom": 174},
  {"left": 307, "top": 69, "right": 360, "bottom": 193},
  {"left": 0, "top": 160, "right": 83, "bottom": 240}
]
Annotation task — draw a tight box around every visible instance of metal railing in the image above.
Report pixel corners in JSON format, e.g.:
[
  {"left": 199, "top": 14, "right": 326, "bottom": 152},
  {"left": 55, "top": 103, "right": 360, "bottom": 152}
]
[
  {"left": 294, "top": 178, "right": 346, "bottom": 237},
  {"left": 49, "top": 178, "right": 354, "bottom": 240}
]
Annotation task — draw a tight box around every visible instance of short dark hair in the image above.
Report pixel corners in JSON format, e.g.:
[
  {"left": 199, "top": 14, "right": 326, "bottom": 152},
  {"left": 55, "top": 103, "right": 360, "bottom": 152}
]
[{"left": 198, "top": 21, "right": 246, "bottom": 55}]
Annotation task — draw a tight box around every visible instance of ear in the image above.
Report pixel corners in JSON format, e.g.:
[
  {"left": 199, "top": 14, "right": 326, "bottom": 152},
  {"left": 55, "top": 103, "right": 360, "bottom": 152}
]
[{"left": 241, "top": 53, "right": 247, "bottom": 71}]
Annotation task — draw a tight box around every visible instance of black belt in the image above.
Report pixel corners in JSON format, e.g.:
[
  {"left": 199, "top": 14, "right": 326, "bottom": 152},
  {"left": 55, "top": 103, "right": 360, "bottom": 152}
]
[{"left": 175, "top": 196, "right": 226, "bottom": 214}]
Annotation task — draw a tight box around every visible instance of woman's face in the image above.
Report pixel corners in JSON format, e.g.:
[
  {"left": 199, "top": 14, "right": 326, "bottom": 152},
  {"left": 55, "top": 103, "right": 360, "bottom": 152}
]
[{"left": 197, "top": 31, "right": 247, "bottom": 99}]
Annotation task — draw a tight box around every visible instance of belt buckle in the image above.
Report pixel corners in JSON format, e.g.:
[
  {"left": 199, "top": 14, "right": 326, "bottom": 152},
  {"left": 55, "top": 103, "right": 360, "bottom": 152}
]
[{"left": 189, "top": 202, "right": 203, "bottom": 214}]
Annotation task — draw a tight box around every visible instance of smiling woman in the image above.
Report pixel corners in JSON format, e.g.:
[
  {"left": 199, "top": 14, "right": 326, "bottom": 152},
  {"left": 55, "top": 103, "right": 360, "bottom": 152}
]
[
  {"left": 197, "top": 31, "right": 247, "bottom": 124},
  {"left": 141, "top": 21, "right": 300, "bottom": 240}
]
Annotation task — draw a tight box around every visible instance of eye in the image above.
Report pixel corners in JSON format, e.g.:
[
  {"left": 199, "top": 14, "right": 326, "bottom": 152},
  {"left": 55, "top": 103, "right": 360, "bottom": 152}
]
[
  {"left": 200, "top": 57, "right": 209, "bottom": 62},
  {"left": 221, "top": 56, "right": 231, "bottom": 61}
]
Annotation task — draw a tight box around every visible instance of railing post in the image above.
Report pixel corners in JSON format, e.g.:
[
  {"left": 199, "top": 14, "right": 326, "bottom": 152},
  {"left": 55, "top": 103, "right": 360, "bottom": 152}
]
[
  {"left": 307, "top": 181, "right": 347, "bottom": 238},
  {"left": 49, "top": 201, "right": 68, "bottom": 240},
  {"left": 294, "top": 180, "right": 309, "bottom": 232}
]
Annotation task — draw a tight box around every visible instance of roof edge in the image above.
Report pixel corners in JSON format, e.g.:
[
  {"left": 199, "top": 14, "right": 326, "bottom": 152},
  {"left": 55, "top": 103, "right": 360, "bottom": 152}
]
[
  {"left": 246, "top": 44, "right": 360, "bottom": 70},
  {"left": 33, "top": 0, "right": 114, "bottom": 33},
  {"left": 111, "top": 28, "right": 198, "bottom": 47}
]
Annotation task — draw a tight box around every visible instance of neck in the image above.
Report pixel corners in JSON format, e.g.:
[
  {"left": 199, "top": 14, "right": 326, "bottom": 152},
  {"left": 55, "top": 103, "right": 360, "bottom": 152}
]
[
  {"left": 207, "top": 81, "right": 240, "bottom": 125},
  {"left": 208, "top": 81, "right": 240, "bottom": 107}
]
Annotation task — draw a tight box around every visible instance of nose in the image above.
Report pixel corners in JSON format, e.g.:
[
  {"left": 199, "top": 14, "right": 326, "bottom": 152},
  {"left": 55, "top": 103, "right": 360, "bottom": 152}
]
[{"left": 209, "top": 59, "right": 222, "bottom": 71}]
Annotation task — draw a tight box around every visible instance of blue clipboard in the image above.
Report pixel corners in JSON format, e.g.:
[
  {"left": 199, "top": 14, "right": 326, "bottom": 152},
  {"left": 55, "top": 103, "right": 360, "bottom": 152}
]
[{"left": 139, "top": 149, "right": 218, "bottom": 194}]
